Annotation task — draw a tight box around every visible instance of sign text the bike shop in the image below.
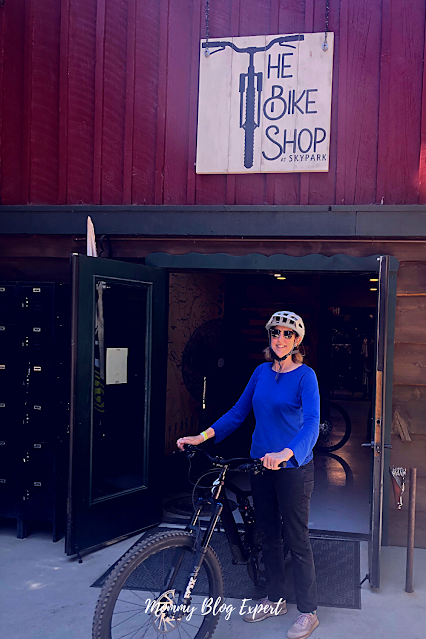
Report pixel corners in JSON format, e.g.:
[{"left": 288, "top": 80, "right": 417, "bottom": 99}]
[{"left": 196, "top": 32, "right": 334, "bottom": 174}]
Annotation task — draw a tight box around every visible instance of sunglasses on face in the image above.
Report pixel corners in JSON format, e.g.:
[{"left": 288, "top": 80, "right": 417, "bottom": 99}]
[{"left": 269, "top": 328, "right": 296, "bottom": 339}]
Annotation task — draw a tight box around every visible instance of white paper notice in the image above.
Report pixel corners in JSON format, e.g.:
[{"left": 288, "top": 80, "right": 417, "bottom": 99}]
[{"left": 106, "top": 348, "right": 128, "bottom": 385}]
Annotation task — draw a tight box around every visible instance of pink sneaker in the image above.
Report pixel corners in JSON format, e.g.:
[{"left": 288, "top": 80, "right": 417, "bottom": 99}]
[
  {"left": 243, "top": 597, "right": 287, "bottom": 622},
  {"left": 286, "top": 612, "right": 319, "bottom": 639}
]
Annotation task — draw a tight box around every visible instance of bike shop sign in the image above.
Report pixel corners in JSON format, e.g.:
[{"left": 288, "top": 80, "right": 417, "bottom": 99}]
[{"left": 196, "top": 32, "right": 334, "bottom": 174}]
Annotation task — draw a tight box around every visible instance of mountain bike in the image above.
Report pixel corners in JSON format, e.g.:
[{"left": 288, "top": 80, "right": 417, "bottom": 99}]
[
  {"left": 92, "top": 445, "right": 283, "bottom": 639},
  {"left": 314, "top": 399, "right": 352, "bottom": 453}
]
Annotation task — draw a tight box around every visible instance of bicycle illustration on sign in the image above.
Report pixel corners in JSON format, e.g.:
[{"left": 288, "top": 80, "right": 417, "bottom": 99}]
[{"left": 201, "top": 35, "right": 304, "bottom": 169}]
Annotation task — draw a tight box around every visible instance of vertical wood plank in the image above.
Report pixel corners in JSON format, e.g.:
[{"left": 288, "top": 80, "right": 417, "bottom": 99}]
[
  {"left": 377, "top": 0, "right": 425, "bottom": 204},
  {"left": 0, "top": 4, "right": 5, "bottom": 201},
  {"left": 67, "top": 0, "right": 97, "bottom": 203},
  {"left": 334, "top": 0, "right": 348, "bottom": 204},
  {"left": 335, "top": 0, "right": 381, "bottom": 205},
  {"left": 305, "top": 0, "right": 314, "bottom": 35},
  {"left": 308, "top": 0, "right": 340, "bottom": 204},
  {"left": 1, "top": 0, "right": 25, "bottom": 203},
  {"left": 271, "top": 0, "right": 280, "bottom": 28},
  {"left": 59, "top": 0, "right": 70, "bottom": 203},
  {"left": 419, "top": 20, "right": 426, "bottom": 204},
  {"left": 29, "top": 0, "right": 61, "bottom": 203},
  {"left": 123, "top": 0, "right": 136, "bottom": 204},
  {"left": 273, "top": 0, "right": 305, "bottom": 205},
  {"left": 101, "top": 0, "right": 127, "bottom": 204},
  {"left": 376, "top": 0, "right": 391, "bottom": 204},
  {"left": 163, "top": 0, "right": 193, "bottom": 204},
  {"left": 22, "top": 0, "right": 34, "bottom": 202},
  {"left": 226, "top": 174, "right": 236, "bottom": 204},
  {"left": 195, "top": 0, "right": 231, "bottom": 204},
  {"left": 93, "top": 0, "right": 106, "bottom": 204},
  {"left": 300, "top": 0, "right": 314, "bottom": 205},
  {"left": 154, "top": 0, "right": 169, "bottom": 204},
  {"left": 186, "top": 0, "right": 202, "bottom": 205},
  {"left": 225, "top": 0, "right": 240, "bottom": 205},
  {"left": 133, "top": 0, "right": 161, "bottom": 204}
]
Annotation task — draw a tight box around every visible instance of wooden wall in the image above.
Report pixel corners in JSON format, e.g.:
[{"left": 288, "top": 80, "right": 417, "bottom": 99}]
[
  {"left": 389, "top": 261, "right": 426, "bottom": 546},
  {"left": 393, "top": 263, "right": 426, "bottom": 435},
  {"left": 165, "top": 272, "right": 225, "bottom": 455},
  {"left": 1, "top": 0, "right": 426, "bottom": 206}
]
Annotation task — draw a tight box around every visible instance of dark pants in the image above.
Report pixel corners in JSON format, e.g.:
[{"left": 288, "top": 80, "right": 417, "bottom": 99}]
[{"left": 250, "top": 460, "right": 317, "bottom": 613}]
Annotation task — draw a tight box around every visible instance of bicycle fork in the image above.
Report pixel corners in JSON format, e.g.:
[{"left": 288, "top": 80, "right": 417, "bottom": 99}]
[{"left": 165, "top": 499, "right": 224, "bottom": 610}]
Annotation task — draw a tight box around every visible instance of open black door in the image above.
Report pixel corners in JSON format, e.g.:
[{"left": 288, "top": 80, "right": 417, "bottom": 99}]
[
  {"left": 66, "top": 254, "right": 167, "bottom": 556},
  {"left": 368, "top": 255, "right": 390, "bottom": 588}
]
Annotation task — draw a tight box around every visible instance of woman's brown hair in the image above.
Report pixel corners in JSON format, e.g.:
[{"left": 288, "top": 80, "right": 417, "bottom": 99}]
[{"left": 263, "top": 346, "right": 304, "bottom": 364}]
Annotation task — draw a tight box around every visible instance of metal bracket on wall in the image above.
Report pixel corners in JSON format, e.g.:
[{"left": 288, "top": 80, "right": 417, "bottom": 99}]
[
  {"left": 390, "top": 467, "right": 407, "bottom": 510},
  {"left": 359, "top": 574, "right": 370, "bottom": 587}
]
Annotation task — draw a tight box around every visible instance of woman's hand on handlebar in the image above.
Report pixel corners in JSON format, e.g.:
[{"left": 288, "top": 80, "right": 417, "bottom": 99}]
[
  {"left": 261, "top": 448, "right": 294, "bottom": 470},
  {"left": 176, "top": 435, "right": 204, "bottom": 451},
  {"left": 177, "top": 427, "right": 215, "bottom": 451}
]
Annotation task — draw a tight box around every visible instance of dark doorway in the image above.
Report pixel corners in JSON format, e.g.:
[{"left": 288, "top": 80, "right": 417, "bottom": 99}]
[{"left": 165, "top": 271, "right": 378, "bottom": 537}]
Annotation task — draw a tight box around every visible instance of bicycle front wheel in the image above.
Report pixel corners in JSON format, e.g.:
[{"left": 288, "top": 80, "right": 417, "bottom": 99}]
[
  {"left": 93, "top": 531, "right": 223, "bottom": 639},
  {"left": 315, "top": 401, "right": 352, "bottom": 452}
]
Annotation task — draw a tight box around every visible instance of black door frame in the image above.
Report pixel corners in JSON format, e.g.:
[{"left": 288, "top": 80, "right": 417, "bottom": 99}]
[{"left": 146, "top": 251, "right": 399, "bottom": 551}]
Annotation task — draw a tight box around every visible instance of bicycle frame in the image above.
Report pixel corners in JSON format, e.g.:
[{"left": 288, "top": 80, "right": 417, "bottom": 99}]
[
  {"left": 166, "top": 463, "right": 255, "bottom": 608},
  {"left": 188, "top": 475, "right": 252, "bottom": 564}
]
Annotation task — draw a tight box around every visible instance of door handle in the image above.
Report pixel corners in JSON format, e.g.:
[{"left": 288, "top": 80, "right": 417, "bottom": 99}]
[{"left": 361, "top": 442, "right": 392, "bottom": 449}]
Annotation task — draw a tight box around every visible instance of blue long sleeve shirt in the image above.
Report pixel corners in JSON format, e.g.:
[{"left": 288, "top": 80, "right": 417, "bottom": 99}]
[{"left": 211, "top": 363, "right": 320, "bottom": 468}]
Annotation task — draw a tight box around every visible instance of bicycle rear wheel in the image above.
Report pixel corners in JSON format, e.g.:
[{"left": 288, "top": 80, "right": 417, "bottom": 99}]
[
  {"left": 315, "top": 401, "right": 351, "bottom": 452},
  {"left": 93, "top": 531, "right": 223, "bottom": 639}
]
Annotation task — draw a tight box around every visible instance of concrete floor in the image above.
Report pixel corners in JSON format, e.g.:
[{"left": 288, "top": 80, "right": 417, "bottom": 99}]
[{"left": 1, "top": 519, "right": 425, "bottom": 639}]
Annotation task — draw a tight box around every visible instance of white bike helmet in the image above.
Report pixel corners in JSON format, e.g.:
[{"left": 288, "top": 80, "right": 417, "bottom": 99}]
[{"left": 265, "top": 311, "right": 305, "bottom": 342}]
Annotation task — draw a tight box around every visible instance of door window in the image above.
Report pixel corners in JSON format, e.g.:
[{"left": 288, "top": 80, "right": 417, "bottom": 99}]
[{"left": 91, "top": 279, "right": 150, "bottom": 501}]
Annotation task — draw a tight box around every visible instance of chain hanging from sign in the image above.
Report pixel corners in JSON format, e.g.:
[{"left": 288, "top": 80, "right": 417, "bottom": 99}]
[
  {"left": 323, "top": 0, "right": 330, "bottom": 51},
  {"left": 204, "top": 0, "right": 210, "bottom": 57}
]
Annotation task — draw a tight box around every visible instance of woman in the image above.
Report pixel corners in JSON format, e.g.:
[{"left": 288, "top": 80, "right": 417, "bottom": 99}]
[{"left": 177, "top": 311, "right": 320, "bottom": 639}]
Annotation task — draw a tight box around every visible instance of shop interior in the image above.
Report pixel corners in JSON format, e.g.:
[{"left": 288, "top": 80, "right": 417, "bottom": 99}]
[{"left": 164, "top": 270, "right": 378, "bottom": 537}]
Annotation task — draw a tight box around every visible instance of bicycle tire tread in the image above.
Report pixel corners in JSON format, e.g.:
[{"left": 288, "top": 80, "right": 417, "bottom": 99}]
[{"left": 92, "top": 530, "right": 223, "bottom": 639}]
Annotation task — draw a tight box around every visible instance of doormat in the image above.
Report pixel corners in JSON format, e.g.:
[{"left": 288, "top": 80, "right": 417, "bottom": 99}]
[{"left": 92, "top": 527, "right": 361, "bottom": 610}]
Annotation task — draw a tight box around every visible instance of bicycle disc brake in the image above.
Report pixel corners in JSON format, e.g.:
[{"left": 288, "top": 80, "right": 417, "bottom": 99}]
[{"left": 150, "top": 589, "right": 185, "bottom": 634}]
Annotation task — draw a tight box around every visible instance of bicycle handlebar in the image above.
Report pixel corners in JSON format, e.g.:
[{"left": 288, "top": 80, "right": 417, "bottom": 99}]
[
  {"left": 202, "top": 34, "right": 304, "bottom": 54},
  {"left": 181, "top": 444, "right": 287, "bottom": 471}
]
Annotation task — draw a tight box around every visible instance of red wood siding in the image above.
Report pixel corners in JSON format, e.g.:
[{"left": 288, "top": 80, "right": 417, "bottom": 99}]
[{"left": 1, "top": 0, "right": 425, "bottom": 206}]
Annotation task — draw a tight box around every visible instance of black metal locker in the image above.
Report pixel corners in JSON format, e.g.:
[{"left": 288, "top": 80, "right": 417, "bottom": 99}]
[{"left": 0, "top": 282, "right": 70, "bottom": 541}]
